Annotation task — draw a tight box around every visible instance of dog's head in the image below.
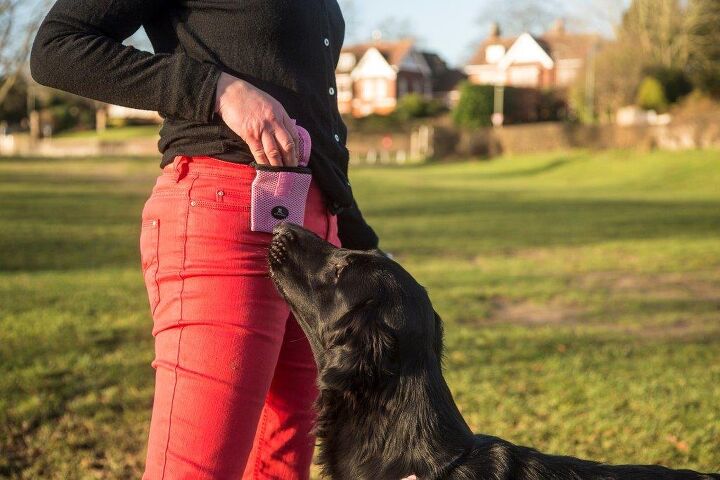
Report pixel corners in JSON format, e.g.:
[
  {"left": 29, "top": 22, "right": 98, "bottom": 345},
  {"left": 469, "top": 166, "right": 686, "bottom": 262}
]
[{"left": 269, "top": 223, "right": 443, "bottom": 390}]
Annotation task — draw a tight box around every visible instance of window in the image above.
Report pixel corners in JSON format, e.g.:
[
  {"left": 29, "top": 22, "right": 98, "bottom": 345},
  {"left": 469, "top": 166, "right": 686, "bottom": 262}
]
[
  {"left": 399, "top": 78, "right": 408, "bottom": 96},
  {"left": 362, "top": 80, "right": 375, "bottom": 99},
  {"left": 485, "top": 45, "right": 506, "bottom": 64},
  {"left": 508, "top": 66, "right": 539, "bottom": 87}
]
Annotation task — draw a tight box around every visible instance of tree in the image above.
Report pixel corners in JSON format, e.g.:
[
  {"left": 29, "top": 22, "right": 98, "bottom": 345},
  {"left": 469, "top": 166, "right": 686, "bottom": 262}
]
[
  {"left": 686, "top": 0, "right": 720, "bottom": 97},
  {"left": 618, "top": 0, "right": 687, "bottom": 69},
  {"left": 573, "top": 0, "right": 697, "bottom": 122},
  {"left": 583, "top": 40, "right": 644, "bottom": 122},
  {"left": 474, "top": 0, "right": 625, "bottom": 38},
  {"left": 0, "top": 0, "right": 50, "bottom": 105},
  {"left": 372, "top": 17, "right": 415, "bottom": 42}
]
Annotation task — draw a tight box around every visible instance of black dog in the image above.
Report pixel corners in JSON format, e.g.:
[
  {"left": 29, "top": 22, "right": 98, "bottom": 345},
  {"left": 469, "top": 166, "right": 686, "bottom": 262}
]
[{"left": 268, "top": 223, "right": 719, "bottom": 480}]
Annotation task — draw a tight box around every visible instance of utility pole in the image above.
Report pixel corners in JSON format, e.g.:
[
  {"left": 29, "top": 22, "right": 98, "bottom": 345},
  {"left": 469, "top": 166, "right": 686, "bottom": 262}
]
[{"left": 492, "top": 84, "right": 505, "bottom": 127}]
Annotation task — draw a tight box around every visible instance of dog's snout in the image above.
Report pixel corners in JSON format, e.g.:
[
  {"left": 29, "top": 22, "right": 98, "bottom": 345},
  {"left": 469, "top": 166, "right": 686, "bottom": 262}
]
[
  {"left": 269, "top": 223, "right": 298, "bottom": 267},
  {"left": 272, "top": 222, "right": 299, "bottom": 239}
]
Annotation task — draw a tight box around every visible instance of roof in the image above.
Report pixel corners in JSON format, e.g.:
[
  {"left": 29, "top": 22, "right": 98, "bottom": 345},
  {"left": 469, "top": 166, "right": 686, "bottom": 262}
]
[
  {"left": 340, "top": 38, "right": 416, "bottom": 69},
  {"left": 467, "top": 30, "right": 601, "bottom": 66},
  {"left": 467, "top": 36, "right": 515, "bottom": 66},
  {"left": 421, "top": 52, "right": 467, "bottom": 93}
]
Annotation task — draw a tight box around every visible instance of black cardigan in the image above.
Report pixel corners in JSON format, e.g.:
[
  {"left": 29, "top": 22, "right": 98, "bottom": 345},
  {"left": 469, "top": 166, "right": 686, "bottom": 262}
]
[{"left": 30, "top": 0, "right": 378, "bottom": 250}]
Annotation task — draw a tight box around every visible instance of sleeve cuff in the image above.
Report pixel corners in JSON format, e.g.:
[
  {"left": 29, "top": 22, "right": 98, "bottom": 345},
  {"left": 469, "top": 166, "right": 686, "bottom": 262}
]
[{"left": 195, "top": 63, "right": 223, "bottom": 123}]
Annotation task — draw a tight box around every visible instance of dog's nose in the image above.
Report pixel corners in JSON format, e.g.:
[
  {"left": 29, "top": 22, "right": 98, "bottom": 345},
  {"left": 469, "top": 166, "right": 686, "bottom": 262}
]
[
  {"left": 269, "top": 223, "right": 296, "bottom": 266},
  {"left": 272, "top": 222, "right": 298, "bottom": 238}
]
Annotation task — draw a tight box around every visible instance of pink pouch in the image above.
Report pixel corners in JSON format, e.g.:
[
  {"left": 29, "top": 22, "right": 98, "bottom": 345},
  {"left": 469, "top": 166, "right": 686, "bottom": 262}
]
[{"left": 250, "top": 123, "right": 312, "bottom": 233}]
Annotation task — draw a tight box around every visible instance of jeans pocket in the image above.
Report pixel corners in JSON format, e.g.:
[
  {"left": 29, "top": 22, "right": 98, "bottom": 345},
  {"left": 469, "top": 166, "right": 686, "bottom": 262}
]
[{"left": 140, "top": 218, "right": 160, "bottom": 315}]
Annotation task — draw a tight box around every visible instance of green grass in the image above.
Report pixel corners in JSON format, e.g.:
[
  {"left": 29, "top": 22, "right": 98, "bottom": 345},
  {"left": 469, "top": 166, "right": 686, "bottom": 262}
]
[
  {"left": 1, "top": 150, "right": 719, "bottom": 478},
  {"left": 53, "top": 125, "right": 160, "bottom": 140}
]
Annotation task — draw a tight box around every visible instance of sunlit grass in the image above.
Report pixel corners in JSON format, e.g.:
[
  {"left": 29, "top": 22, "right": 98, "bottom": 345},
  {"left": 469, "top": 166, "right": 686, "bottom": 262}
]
[{"left": 1, "top": 150, "right": 719, "bottom": 478}]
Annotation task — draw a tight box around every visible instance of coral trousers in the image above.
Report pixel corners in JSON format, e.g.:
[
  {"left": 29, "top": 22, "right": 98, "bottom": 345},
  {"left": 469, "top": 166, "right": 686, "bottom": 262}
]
[{"left": 139, "top": 155, "right": 339, "bottom": 479}]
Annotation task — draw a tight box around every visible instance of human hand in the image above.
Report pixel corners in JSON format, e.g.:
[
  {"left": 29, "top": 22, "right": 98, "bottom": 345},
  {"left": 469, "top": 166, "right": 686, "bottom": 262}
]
[{"left": 214, "top": 72, "right": 300, "bottom": 167}]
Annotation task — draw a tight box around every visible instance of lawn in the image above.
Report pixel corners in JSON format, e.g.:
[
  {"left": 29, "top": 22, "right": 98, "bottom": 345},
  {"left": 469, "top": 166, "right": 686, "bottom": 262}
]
[
  {"left": 1, "top": 150, "right": 719, "bottom": 478},
  {"left": 53, "top": 125, "right": 160, "bottom": 141}
]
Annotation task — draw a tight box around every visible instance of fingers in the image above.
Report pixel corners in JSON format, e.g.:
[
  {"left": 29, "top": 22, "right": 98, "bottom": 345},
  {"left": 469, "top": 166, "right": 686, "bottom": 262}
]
[
  {"left": 273, "top": 124, "right": 297, "bottom": 167},
  {"left": 247, "top": 137, "right": 270, "bottom": 165},
  {"left": 248, "top": 125, "right": 296, "bottom": 167},
  {"left": 261, "top": 129, "right": 284, "bottom": 167},
  {"left": 280, "top": 117, "right": 301, "bottom": 166}
]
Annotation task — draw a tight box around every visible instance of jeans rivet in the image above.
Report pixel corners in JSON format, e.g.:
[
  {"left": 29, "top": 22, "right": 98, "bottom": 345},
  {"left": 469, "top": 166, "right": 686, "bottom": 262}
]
[{"left": 190, "top": 200, "right": 197, "bottom": 207}]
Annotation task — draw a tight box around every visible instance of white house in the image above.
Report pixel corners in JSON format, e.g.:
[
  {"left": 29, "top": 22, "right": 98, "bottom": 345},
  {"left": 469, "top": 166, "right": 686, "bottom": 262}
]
[
  {"left": 465, "top": 20, "right": 601, "bottom": 90},
  {"left": 336, "top": 39, "right": 435, "bottom": 117}
]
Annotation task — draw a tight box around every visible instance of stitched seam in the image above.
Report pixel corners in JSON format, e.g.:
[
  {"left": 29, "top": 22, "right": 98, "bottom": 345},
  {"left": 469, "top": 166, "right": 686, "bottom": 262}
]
[
  {"left": 253, "top": 408, "right": 270, "bottom": 479},
  {"left": 159, "top": 174, "right": 198, "bottom": 479},
  {"left": 189, "top": 199, "right": 251, "bottom": 212},
  {"left": 151, "top": 222, "right": 161, "bottom": 316}
]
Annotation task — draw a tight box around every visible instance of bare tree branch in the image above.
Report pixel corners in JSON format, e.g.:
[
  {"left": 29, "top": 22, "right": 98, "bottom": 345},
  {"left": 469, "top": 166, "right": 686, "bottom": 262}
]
[{"left": 0, "top": 0, "right": 51, "bottom": 105}]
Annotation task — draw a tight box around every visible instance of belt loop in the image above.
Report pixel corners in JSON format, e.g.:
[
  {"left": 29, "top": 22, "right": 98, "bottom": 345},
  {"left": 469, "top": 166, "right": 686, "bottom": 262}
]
[{"left": 174, "top": 155, "right": 190, "bottom": 183}]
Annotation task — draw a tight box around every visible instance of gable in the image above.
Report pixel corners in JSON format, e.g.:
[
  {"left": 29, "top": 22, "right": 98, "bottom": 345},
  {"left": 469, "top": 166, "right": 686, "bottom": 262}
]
[
  {"left": 498, "top": 33, "right": 554, "bottom": 70},
  {"left": 398, "top": 50, "right": 432, "bottom": 76},
  {"left": 351, "top": 48, "right": 398, "bottom": 80}
]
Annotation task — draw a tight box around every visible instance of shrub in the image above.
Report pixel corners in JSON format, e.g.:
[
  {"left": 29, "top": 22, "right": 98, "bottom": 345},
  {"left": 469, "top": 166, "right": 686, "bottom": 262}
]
[
  {"left": 644, "top": 66, "right": 693, "bottom": 104},
  {"left": 395, "top": 94, "right": 446, "bottom": 121},
  {"left": 636, "top": 76, "right": 668, "bottom": 112},
  {"left": 452, "top": 83, "right": 494, "bottom": 128}
]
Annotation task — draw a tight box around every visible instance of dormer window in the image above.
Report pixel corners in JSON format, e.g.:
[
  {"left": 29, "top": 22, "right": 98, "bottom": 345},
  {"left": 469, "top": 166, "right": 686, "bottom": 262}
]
[{"left": 485, "top": 44, "right": 506, "bottom": 64}]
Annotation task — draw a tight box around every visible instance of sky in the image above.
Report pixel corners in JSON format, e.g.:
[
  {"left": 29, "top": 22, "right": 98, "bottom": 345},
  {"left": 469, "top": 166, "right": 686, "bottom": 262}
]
[
  {"left": 24, "top": 0, "right": 624, "bottom": 71},
  {"left": 340, "top": 0, "right": 487, "bottom": 66},
  {"left": 338, "top": 0, "right": 624, "bottom": 67}
]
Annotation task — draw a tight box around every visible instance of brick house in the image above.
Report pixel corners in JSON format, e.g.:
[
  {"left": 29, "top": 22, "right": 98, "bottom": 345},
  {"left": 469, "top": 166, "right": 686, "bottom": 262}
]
[
  {"left": 336, "top": 39, "right": 464, "bottom": 117},
  {"left": 464, "top": 20, "right": 600, "bottom": 90}
]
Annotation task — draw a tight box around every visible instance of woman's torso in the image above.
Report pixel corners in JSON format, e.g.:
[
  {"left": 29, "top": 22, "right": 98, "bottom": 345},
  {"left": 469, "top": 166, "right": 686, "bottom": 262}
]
[{"left": 146, "top": 0, "right": 352, "bottom": 210}]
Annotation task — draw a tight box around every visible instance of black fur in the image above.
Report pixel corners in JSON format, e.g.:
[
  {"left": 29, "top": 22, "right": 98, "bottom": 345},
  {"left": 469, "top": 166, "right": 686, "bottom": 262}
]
[{"left": 268, "top": 223, "right": 719, "bottom": 480}]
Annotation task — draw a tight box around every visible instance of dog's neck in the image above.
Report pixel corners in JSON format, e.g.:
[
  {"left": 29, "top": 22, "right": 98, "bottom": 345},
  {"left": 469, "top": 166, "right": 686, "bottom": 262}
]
[{"left": 314, "top": 359, "right": 475, "bottom": 479}]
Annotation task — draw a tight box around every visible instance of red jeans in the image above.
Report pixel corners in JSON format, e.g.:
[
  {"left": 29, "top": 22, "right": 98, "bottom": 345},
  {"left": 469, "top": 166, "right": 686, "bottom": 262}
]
[{"left": 139, "top": 156, "right": 339, "bottom": 479}]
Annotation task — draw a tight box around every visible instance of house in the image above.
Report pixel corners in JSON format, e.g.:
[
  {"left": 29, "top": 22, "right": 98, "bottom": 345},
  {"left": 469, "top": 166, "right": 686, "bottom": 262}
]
[
  {"left": 106, "top": 104, "right": 162, "bottom": 123},
  {"left": 336, "top": 39, "right": 464, "bottom": 117},
  {"left": 337, "top": 39, "right": 431, "bottom": 117},
  {"left": 421, "top": 52, "right": 468, "bottom": 108},
  {"left": 465, "top": 20, "right": 600, "bottom": 90}
]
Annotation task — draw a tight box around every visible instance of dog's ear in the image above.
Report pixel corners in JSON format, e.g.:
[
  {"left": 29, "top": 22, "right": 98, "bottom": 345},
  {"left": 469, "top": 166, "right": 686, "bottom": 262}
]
[{"left": 320, "top": 300, "right": 400, "bottom": 393}]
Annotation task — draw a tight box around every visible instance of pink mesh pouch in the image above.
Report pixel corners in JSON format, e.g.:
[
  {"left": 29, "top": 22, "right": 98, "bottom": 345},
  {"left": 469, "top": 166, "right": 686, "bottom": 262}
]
[{"left": 250, "top": 123, "right": 312, "bottom": 233}]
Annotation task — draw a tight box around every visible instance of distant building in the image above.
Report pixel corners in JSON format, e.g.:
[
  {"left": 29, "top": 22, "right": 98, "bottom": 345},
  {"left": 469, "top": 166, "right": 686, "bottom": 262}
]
[
  {"left": 421, "top": 52, "right": 468, "bottom": 108},
  {"left": 106, "top": 104, "right": 162, "bottom": 123},
  {"left": 336, "top": 39, "right": 465, "bottom": 117},
  {"left": 465, "top": 20, "right": 600, "bottom": 90}
]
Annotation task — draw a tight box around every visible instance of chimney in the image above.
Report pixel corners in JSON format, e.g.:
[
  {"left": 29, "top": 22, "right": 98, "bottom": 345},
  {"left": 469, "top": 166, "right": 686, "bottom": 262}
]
[
  {"left": 489, "top": 22, "right": 501, "bottom": 39},
  {"left": 549, "top": 18, "right": 565, "bottom": 35}
]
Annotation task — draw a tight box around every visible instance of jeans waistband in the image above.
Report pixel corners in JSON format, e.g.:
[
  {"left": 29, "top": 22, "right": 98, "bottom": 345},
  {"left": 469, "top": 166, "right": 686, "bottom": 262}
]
[{"left": 163, "top": 155, "right": 257, "bottom": 181}]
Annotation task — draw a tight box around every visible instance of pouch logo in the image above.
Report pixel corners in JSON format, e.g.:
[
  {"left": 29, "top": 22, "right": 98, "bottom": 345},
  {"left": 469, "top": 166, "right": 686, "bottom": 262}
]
[{"left": 272, "top": 206, "right": 290, "bottom": 220}]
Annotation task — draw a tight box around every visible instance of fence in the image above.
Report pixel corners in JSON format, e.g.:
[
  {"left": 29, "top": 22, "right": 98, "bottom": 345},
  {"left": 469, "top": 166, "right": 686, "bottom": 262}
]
[{"left": 2, "top": 117, "right": 718, "bottom": 162}]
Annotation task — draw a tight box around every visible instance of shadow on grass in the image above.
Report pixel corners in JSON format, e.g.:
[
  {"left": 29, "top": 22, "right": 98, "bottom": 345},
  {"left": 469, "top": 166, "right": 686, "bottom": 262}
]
[{"left": 3, "top": 192, "right": 719, "bottom": 271}]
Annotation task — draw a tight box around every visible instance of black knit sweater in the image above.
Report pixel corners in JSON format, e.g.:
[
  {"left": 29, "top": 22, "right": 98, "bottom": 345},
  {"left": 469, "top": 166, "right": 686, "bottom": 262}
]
[{"left": 30, "top": 0, "right": 378, "bottom": 249}]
